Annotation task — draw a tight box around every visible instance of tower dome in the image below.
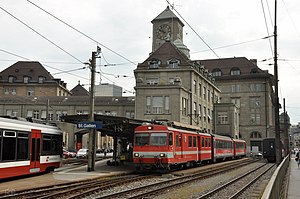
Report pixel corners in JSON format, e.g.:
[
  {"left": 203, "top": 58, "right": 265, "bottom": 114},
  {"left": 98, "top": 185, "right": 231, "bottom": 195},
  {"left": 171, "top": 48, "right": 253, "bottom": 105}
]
[{"left": 173, "top": 39, "right": 190, "bottom": 58}]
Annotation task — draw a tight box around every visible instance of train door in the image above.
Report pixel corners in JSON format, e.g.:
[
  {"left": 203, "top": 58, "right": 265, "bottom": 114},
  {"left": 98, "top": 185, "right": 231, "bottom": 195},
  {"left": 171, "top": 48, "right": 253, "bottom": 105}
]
[
  {"left": 197, "top": 136, "right": 201, "bottom": 161},
  {"left": 175, "top": 133, "right": 183, "bottom": 159},
  {"left": 30, "top": 129, "right": 41, "bottom": 172}
]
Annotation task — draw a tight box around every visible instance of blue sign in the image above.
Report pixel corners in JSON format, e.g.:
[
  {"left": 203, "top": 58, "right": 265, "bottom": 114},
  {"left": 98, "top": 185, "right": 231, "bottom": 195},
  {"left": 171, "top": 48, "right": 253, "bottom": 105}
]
[{"left": 77, "top": 121, "right": 103, "bottom": 129}]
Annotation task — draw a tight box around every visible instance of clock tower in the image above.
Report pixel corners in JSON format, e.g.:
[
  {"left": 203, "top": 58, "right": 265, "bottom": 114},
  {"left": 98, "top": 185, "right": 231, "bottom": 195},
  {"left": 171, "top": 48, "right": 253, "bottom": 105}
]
[{"left": 151, "top": 6, "right": 185, "bottom": 52}]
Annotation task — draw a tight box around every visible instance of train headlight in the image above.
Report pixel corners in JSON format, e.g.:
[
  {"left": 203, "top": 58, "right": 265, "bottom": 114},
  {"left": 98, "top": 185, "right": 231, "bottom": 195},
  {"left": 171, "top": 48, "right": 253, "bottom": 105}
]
[
  {"left": 134, "top": 153, "right": 140, "bottom": 157},
  {"left": 159, "top": 153, "right": 166, "bottom": 157}
]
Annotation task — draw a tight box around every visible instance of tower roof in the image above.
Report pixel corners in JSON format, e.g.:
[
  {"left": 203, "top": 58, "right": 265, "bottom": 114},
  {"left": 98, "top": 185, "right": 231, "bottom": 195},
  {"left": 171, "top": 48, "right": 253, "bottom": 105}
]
[{"left": 151, "top": 6, "right": 184, "bottom": 26}]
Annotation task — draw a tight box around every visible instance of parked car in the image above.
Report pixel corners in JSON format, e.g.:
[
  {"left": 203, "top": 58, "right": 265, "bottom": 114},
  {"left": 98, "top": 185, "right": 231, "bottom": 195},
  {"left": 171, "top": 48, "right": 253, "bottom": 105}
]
[
  {"left": 67, "top": 149, "right": 77, "bottom": 158},
  {"left": 76, "top": 149, "right": 88, "bottom": 159},
  {"left": 63, "top": 149, "right": 72, "bottom": 159}
]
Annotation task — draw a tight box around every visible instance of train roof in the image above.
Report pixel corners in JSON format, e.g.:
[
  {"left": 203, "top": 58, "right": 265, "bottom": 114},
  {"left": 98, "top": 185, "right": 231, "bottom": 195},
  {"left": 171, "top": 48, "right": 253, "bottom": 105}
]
[{"left": 0, "top": 117, "right": 62, "bottom": 135}]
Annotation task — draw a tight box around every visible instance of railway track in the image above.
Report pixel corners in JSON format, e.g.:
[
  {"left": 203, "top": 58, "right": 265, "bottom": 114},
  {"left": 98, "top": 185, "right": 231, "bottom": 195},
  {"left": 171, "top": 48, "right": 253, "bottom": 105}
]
[
  {"left": 0, "top": 159, "right": 260, "bottom": 199},
  {"left": 0, "top": 174, "right": 154, "bottom": 199},
  {"left": 197, "top": 162, "right": 276, "bottom": 199},
  {"left": 88, "top": 159, "right": 259, "bottom": 199}
]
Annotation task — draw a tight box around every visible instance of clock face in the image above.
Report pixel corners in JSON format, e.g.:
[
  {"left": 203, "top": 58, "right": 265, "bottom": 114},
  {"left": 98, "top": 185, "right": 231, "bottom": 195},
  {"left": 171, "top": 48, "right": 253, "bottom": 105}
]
[{"left": 156, "top": 24, "right": 171, "bottom": 40}]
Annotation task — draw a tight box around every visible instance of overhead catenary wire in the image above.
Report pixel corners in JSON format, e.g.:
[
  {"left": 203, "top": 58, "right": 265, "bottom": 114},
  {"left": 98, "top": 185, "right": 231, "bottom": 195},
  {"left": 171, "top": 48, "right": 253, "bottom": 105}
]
[
  {"left": 0, "top": 6, "right": 84, "bottom": 64},
  {"left": 166, "top": 0, "right": 219, "bottom": 58},
  {"left": 26, "top": 0, "right": 137, "bottom": 66},
  {"left": 261, "top": 0, "right": 274, "bottom": 57}
]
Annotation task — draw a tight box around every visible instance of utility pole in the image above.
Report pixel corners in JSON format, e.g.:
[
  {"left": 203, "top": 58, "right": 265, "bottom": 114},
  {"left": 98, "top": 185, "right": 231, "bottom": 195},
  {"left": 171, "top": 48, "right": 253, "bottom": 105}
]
[
  {"left": 46, "top": 98, "right": 49, "bottom": 124},
  {"left": 87, "top": 47, "right": 101, "bottom": 172},
  {"left": 274, "top": 0, "right": 281, "bottom": 165}
]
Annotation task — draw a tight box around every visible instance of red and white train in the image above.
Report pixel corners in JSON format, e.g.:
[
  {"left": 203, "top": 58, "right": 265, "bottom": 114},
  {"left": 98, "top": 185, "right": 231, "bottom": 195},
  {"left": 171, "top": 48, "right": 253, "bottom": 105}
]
[
  {"left": 133, "top": 123, "right": 246, "bottom": 171},
  {"left": 0, "top": 117, "right": 63, "bottom": 180}
]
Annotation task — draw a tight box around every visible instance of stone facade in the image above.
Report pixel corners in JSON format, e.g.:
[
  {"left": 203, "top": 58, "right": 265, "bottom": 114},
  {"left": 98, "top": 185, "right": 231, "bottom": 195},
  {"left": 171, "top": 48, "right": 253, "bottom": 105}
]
[{"left": 200, "top": 57, "right": 275, "bottom": 152}]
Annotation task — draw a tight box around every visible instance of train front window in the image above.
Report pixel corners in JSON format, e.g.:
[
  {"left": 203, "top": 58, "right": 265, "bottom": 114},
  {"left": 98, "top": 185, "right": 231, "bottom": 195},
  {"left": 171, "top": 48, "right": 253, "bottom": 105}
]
[
  {"left": 150, "top": 133, "right": 167, "bottom": 146},
  {"left": 134, "top": 133, "right": 149, "bottom": 146}
]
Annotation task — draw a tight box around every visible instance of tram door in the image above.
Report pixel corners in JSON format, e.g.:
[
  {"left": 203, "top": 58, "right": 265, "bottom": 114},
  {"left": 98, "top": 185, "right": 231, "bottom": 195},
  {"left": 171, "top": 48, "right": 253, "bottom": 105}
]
[{"left": 30, "top": 129, "right": 41, "bottom": 172}]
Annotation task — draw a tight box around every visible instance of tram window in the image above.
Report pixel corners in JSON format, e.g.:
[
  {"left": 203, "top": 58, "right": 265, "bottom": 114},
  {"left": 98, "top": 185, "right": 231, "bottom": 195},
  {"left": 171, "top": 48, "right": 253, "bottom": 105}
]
[
  {"left": 42, "top": 135, "right": 51, "bottom": 152},
  {"left": 134, "top": 133, "right": 149, "bottom": 146},
  {"left": 17, "top": 132, "right": 29, "bottom": 160},
  {"left": 188, "top": 136, "right": 192, "bottom": 147},
  {"left": 202, "top": 137, "right": 205, "bottom": 147},
  {"left": 193, "top": 137, "right": 196, "bottom": 147},
  {"left": 42, "top": 134, "right": 62, "bottom": 155},
  {"left": 52, "top": 135, "right": 60, "bottom": 153},
  {"left": 3, "top": 131, "right": 16, "bottom": 161}
]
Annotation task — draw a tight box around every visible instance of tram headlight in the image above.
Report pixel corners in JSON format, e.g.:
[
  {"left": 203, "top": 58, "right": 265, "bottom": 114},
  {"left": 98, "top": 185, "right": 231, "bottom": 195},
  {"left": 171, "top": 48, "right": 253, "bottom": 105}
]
[
  {"left": 159, "top": 153, "right": 166, "bottom": 157},
  {"left": 134, "top": 153, "right": 140, "bottom": 157}
]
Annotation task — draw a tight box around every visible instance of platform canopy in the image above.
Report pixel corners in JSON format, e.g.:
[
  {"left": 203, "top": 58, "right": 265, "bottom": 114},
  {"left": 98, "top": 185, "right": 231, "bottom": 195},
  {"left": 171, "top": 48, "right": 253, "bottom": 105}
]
[{"left": 61, "top": 114, "right": 147, "bottom": 138}]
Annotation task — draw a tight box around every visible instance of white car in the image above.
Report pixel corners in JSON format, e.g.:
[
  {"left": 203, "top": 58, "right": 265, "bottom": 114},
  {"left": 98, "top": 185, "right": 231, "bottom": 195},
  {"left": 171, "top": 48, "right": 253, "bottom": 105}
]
[{"left": 76, "top": 149, "right": 88, "bottom": 159}]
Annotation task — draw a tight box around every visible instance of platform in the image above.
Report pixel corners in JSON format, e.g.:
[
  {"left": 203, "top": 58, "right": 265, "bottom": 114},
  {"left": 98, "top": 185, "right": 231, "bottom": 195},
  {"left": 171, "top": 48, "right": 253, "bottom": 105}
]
[
  {"left": 0, "top": 158, "right": 135, "bottom": 194},
  {"left": 287, "top": 154, "right": 300, "bottom": 199}
]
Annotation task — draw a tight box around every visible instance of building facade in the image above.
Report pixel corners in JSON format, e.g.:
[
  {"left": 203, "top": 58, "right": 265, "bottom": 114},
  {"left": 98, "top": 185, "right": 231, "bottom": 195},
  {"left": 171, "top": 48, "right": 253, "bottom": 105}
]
[
  {"left": 0, "top": 61, "right": 71, "bottom": 97},
  {"left": 200, "top": 57, "right": 275, "bottom": 151}
]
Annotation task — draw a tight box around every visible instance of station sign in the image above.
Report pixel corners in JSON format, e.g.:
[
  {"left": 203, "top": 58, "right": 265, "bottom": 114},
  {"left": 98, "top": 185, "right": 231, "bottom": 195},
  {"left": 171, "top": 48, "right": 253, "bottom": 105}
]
[{"left": 77, "top": 121, "right": 103, "bottom": 129}]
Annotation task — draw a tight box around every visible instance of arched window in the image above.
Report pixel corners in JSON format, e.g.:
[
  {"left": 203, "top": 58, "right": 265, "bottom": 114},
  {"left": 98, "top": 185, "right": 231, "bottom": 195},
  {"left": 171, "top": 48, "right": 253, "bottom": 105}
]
[
  {"left": 148, "top": 59, "right": 161, "bottom": 69},
  {"left": 167, "top": 58, "right": 180, "bottom": 68},
  {"left": 250, "top": 131, "right": 262, "bottom": 138},
  {"left": 230, "top": 67, "right": 241, "bottom": 76},
  {"left": 212, "top": 68, "right": 222, "bottom": 77}
]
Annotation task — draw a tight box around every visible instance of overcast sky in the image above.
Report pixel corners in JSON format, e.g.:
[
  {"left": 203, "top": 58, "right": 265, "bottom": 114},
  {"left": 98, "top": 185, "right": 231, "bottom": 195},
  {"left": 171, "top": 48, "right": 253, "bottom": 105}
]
[{"left": 1, "top": 0, "right": 300, "bottom": 124}]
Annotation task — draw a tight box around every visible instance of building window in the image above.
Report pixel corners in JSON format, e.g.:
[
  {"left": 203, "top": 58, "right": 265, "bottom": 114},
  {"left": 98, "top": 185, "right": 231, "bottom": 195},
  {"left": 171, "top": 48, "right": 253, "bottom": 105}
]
[
  {"left": 169, "top": 78, "right": 175, "bottom": 85},
  {"left": 145, "top": 96, "right": 169, "bottom": 114},
  {"left": 250, "top": 131, "right": 262, "bottom": 138},
  {"left": 207, "top": 90, "right": 210, "bottom": 102},
  {"left": 33, "top": 110, "right": 39, "bottom": 119},
  {"left": 146, "top": 96, "right": 151, "bottom": 113},
  {"left": 6, "top": 109, "right": 18, "bottom": 117},
  {"left": 230, "top": 67, "right": 241, "bottom": 75},
  {"left": 182, "top": 97, "right": 188, "bottom": 116},
  {"left": 4, "top": 88, "right": 9, "bottom": 95},
  {"left": 23, "top": 76, "right": 30, "bottom": 83},
  {"left": 203, "top": 87, "right": 206, "bottom": 100},
  {"left": 152, "top": 96, "right": 164, "bottom": 114},
  {"left": 203, "top": 106, "right": 207, "bottom": 121},
  {"left": 8, "top": 76, "right": 14, "bottom": 83},
  {"left": 165, "top": 96, "right": 169, "bottom": 113},
  {"left": 199, "top": 83, "right": 202, "bottom": 97},
  {"left": 194, "top": 80, "right": 197, "bottom": 94},
  {"left": 231, "top": 84, "right": 240, "bottom": 92},
  {"left": 250, "top": 97, "right": 261, "bottom": 124},
  {"left": 38, "top": 76, "right": 45, "bottom": 83},
  {"left": 212, "top": 68, "right": 222, "bottom": 77},
  {"left": 198, "top": 104, "right": 202, "bottom": 118},
  {"left": 148, "top": 59, "right": 161, "bottom": 69},
  {"left": 167, "top": 59, "right": 180, "bottom": 68},
  {"left": 48, "top": 111, "right": 54, "bottom": 121},
  {"left": 11, "top": 88, "right": 17, "bottom": 95},
  {"left": 218, "top": 112, "right": 228, "bottom": 124},
  {"left": 231, "top": 97, "right": 241, "bottom": 108},
  {"left": 193, "top": 102, "right": 197, "bottom": 117},
  {"left": 250, "top": 83, "right": 262, "bottom": 92},
  {"left": 146, "top": 78, "right": 159, "bottom": 85}
]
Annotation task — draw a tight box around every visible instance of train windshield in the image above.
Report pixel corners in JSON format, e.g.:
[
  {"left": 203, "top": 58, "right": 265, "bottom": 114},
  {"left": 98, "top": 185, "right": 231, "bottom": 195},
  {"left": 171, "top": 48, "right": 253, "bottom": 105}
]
[
  {"left": 150, "top": 133, "right": 167, "bottom": 146},
  {"left": 134, "top": 132, "right": 167, "bottom": 146},
  {"left": 134, "top": 133, "right": 149, "bottom": 146}
]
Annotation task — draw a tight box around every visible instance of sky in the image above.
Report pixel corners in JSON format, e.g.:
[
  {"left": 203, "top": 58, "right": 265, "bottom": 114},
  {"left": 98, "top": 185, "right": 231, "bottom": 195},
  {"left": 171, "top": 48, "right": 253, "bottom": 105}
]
[{"left": 1, "top": 0, "right": 300, "bottom": 124}]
